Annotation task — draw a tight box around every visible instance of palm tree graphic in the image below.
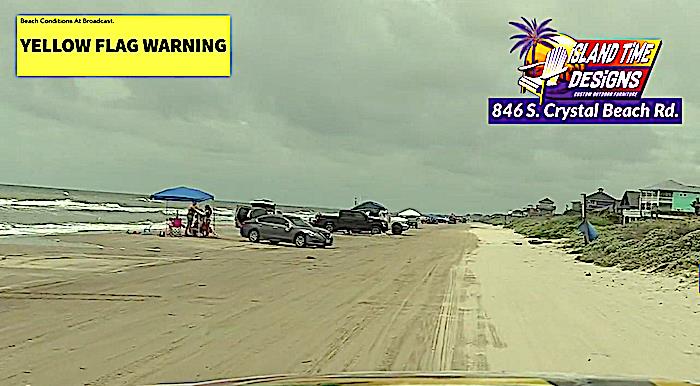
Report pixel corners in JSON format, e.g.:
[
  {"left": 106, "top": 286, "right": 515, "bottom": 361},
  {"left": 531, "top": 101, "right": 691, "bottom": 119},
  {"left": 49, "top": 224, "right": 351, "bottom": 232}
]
[{"left": 509, "top": 17, "right": 558, "bottom": 71}]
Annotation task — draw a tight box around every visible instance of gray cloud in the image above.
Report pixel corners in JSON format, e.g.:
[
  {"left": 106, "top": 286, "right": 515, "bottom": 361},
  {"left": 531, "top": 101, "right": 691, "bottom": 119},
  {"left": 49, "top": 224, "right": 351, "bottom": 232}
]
[{"left": 0, "top": 0, "right": 697, "bottom": 213}]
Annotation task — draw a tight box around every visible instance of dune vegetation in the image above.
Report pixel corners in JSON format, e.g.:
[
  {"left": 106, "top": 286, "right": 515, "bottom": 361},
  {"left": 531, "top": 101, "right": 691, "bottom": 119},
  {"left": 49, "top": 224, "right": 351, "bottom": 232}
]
[{"left": 492, "top": 215, "right": 700, "bottom": 277}]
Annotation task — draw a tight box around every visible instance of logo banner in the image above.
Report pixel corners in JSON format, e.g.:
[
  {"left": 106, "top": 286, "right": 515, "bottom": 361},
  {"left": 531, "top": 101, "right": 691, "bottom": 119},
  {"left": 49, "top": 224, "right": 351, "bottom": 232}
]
[
  {"left": 16, "top": 14, "right": 232, "bottom": 77},
  {"left": 488, "top": 17, "right": 681, "bottom": 125}
]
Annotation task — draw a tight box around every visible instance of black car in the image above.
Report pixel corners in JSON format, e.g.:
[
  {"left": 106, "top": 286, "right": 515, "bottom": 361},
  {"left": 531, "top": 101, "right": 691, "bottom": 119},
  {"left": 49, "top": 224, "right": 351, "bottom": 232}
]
[
  {"left": 235, "top": 206, "right": 270, "bottom": 228},
  {"left": 240, "top": 214, "right": 332, "bottom": 248},
  {"left": 312, "top": 209, "right": 388, "bottom": 234}
]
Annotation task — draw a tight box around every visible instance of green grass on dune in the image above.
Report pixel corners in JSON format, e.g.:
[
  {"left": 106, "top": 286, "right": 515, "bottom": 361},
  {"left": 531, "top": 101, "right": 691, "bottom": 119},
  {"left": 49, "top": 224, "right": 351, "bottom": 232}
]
[
  {"left": 503, "top": 214, "right": 617, "bottom": 239},
  {"left": 579, "top": 220, "right": 700, "bottom": 274},
  {"left": 489, "top": 215, "right": 700, "bottom": 277}
]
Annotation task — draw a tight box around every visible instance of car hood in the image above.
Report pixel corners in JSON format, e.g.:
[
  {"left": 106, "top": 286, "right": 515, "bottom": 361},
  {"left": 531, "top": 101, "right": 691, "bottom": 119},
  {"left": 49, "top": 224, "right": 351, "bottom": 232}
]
[{"left": 149, "top": 371, "right": 700, "bottom": 386}]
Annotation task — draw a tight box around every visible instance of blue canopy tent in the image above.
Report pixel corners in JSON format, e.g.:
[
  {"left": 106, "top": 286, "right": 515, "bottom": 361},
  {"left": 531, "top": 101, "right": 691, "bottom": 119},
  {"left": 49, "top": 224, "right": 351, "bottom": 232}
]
[
  {"left": 150, "top": 186, "right": 214, "bottom": 203},
  {"left": 352, "top": 201, "right": 388, "bottom": 216},
  {"left": 150, "top": 187, "right": 216, "bottom": 236}
]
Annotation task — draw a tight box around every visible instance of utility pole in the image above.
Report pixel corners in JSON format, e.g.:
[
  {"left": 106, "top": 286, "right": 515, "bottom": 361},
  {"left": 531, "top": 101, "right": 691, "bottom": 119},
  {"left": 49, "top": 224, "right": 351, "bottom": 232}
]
[{"left": 581, "top": 193, "right": 589, "bottom": 245}]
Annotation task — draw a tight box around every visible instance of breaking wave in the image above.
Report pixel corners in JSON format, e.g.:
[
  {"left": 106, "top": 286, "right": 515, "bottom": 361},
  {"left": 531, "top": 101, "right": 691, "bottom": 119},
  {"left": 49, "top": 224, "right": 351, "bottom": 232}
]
[
  {"left": 0, "top": 198, "right": 164, "bottom": 213},
  {"left": 0, "top": 222, "right": 157, "bottom": 237}
]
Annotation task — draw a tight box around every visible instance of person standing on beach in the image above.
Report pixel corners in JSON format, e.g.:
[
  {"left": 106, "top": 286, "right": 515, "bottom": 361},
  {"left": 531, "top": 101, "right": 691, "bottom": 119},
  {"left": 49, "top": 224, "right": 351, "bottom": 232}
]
[
  {"left": 201, "top": 204, "right": 214, "bottom": 237},
  {"left": 186, "top": 202, "right": 201, "bottom": 236},
  {"left": 693, "top": 198, "right": 700, "bottom": 216}
]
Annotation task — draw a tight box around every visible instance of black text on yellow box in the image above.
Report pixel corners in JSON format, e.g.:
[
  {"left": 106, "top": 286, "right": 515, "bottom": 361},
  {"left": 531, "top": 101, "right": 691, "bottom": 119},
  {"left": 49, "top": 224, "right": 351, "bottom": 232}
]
[{"left": 16, "top": 14, "right": 232, "bottom": 77}]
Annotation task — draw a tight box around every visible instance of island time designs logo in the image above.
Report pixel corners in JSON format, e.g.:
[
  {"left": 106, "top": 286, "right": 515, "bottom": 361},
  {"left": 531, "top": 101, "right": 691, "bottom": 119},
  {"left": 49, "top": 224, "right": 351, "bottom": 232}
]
[{"left": 488, "top": 18, "right": 682, "bottom": 125}]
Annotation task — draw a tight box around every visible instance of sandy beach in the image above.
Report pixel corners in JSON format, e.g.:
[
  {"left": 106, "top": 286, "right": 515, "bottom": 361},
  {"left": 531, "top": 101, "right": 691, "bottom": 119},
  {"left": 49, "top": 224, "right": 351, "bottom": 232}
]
[{"left": 0, "top": 224, "right": 699, "bottom": 385}]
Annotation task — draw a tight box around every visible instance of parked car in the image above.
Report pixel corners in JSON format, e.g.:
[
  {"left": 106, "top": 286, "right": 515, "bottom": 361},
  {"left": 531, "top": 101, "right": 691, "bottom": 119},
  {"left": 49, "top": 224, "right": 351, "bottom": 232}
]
[
  {"left": 235, "top": 206, "right": 270, "bottom": 228},
  {"left": 385, "top": 216, "right": 410, "bottom": 235},
  {"left": 422, "top": 215, "right": 437, "bottom": 224},
  {"left": 284, "top": 209, "right": 317, "bottom": 223},
  {"left": 424, "top": 214, "right": 446, "bottom": 223},
  {"left": 235, "top": 199, "right": 277, "bottom": 228},
  {"left": 313, "top": 209, "right": 388, "bottom": 234},
  {"left": 397, "top": 209, "right": 422, "bottom": 228},
  {"left": 240, "top": 214, "right": 332, "bottom": 247},
  {"left": 434, "top": 215, "right": 449, "bottom": 223},
  {"left": 355, "top": 210, "right": 408, "bottom": 235}
]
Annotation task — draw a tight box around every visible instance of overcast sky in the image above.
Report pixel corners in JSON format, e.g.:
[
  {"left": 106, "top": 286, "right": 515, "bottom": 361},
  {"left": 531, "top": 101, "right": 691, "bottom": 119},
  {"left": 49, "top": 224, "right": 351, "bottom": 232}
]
[{"left": 0, "top": 0, "right": 697, "bottom": 213}]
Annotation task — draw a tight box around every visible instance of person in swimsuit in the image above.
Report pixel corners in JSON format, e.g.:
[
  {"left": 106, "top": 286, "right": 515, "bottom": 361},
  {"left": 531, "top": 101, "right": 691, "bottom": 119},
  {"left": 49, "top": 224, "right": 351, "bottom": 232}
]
[
  {"left": 200, "top": 205, "right": 214, "bottom": 237},
  {"left": 186, "top": 202, "right": 200, "bottom": 236}
]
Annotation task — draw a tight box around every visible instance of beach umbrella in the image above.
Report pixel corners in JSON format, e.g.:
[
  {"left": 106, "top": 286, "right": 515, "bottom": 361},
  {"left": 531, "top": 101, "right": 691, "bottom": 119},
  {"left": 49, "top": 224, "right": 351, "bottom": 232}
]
[
  {"left": 352, "top": 201, "right": 389, "bottom": 219},
  {"left": 398, "top": 208, "right": 422, "bottom": 218},
  {"left": 150, "top": 187, "right": 216, "bottom": 235},
  {"left": 150, "top": 186, "right": 214, "bottom": 203}
]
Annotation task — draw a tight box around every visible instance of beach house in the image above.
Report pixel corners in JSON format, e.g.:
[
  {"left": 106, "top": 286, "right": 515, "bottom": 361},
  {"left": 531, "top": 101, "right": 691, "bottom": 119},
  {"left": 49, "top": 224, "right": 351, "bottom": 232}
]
[
  {"left": 510, "top": 209, "right": 526, "bottom": 217},
  {"left": 525, "top": 204, "right": 538, "bottom": 217},
  {"left": 619, "top": 190, "right": 641, "bottom": 224},
  {"left": 620, "top": 180, "right": 700, "bottom": 223},
  {"left": 536, "top": 197, "right": 556, "bottom": 216},
  {"left": 639, "top": 179, "right": 700, "bottom": 213},
  {"left": 569, "top": 200, "right": 582, "bottom": 214},
  {"left": 584, "top": 188, "right": 618, "bottom": 212}
]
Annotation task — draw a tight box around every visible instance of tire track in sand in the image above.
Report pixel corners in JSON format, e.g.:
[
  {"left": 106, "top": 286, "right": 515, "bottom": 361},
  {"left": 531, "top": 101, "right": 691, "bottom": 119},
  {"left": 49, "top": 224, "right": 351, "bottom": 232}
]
[
  {"left": 306, "top": 262, "right": 439, "bottom": 374},
  {"left": 430, "top": 248, "right": 491, "bottom": 371}
]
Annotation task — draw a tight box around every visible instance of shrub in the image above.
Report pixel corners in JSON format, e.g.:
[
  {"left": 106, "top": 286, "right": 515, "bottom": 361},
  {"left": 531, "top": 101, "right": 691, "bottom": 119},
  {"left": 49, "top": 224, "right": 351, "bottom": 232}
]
[{"left": 508, "top": 215, "right": 700, "bottom": 278}]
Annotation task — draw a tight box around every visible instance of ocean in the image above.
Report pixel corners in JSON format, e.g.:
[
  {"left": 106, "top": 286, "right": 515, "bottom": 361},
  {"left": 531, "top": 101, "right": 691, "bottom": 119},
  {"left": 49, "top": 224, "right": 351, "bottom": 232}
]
[{"left": 0, "top": 184, "right": 335, "bottom": 237}]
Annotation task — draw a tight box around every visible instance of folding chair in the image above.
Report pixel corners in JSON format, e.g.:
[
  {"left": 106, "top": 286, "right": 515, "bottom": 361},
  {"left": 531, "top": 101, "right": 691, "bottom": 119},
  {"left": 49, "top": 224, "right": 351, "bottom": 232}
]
[
  {"left": 167, "top": 217, "right": 184, "bottom": 237},
  {"left": 517, "top": 46, "right": 569, "bottom": 104}
]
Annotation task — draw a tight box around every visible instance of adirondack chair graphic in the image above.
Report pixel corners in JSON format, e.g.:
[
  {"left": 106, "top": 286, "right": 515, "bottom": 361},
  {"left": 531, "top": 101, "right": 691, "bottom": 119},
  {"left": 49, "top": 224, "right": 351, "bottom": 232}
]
[{"left": 517, "top": 46, "right": 569, "bottom": 104}]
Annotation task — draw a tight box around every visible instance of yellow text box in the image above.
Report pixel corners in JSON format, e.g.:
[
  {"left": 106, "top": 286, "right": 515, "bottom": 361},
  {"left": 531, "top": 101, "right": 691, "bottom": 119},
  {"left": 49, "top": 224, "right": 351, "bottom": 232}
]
[{"left": 16, "top": 14, "right": 231, "bottom": 77}]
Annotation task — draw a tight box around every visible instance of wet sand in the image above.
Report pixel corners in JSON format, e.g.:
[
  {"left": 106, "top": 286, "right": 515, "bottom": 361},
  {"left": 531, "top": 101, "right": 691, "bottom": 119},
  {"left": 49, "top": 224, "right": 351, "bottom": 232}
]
[{"left": 0, "top": 224, "right": 698, "bottom": 385}]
